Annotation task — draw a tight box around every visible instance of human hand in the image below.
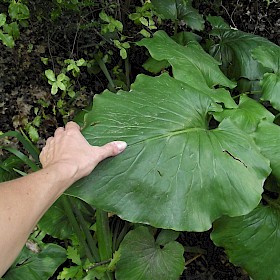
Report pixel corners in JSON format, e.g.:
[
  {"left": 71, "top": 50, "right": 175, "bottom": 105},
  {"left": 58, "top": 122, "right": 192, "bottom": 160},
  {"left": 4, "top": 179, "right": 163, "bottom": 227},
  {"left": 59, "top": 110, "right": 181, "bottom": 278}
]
[{"left": 39, "top": 121, "right": 127, "bottom": 183}]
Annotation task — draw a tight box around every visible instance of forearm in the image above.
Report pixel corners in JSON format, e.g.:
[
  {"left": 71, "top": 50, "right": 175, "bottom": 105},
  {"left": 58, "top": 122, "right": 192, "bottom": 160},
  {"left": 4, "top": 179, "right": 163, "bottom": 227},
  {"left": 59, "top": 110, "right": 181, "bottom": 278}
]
[
  {"left": 0, "top": 164, "right": 75, "bottom": 276},
  {"left": 0, "top": 121, "right": 126, "bottom": 276}
]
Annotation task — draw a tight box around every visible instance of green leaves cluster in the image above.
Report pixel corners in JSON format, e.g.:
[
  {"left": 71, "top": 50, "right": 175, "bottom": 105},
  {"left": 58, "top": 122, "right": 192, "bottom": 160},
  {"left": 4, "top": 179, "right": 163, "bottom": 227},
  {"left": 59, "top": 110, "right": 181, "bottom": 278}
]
[
  {"left": 45, "top": 58, "right": 87, "bottom": 96},
  {"left": 129, "top": 1, "right": 160, "bottom": 37},
  {"left": 0, "top": 1, "right": 29, "bottom": 47}
]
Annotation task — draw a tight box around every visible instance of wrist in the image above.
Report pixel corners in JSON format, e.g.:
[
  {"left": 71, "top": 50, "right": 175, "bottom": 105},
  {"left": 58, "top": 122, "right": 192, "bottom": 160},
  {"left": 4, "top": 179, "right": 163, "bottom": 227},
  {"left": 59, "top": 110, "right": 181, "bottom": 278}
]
[{"left": 42, "top": 162, "right": 78, "bottom": 191}]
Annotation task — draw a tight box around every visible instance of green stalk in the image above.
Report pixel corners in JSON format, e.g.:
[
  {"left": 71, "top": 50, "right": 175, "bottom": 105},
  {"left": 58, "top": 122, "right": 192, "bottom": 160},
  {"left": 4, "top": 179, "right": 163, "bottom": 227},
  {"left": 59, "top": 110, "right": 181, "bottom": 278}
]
[
  {"left": 71, "top": 199, "right": 100, "bottom": 262},
  {"left": 61, "top": 195, "right": 94, "bottom": 263},
  {"left": 115, "top": 222, "right": 130, "bottom": 250},
  {"left": 125, "top": 56, "right": 130, "bottom": 89},
  {"left": 94, "top": 54, "right": 116, "bottom": 91},
  {"left": 96, "top": 209, "right": 113, "bottom": 280}
]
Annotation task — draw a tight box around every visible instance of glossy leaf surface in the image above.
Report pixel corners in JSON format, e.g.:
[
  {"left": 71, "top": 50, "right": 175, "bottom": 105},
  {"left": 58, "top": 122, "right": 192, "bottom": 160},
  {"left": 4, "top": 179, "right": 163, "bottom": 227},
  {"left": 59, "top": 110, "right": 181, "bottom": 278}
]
[
  {"left": 67, "top": 73, "right": 270, "bottom": 231},
  {"left": 211, "top": 204, "right": 280, "bottom": 280},
  {"left": 115, "top": 226, "right": 184, "bottom": 280}
]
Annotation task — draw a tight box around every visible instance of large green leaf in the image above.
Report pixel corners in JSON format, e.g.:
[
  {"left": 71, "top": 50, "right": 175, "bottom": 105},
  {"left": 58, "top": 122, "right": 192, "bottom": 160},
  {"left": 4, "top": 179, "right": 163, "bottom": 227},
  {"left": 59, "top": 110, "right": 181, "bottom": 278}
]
[
  {"left": 208, "top": 26, "right": 276, "bottom": 81},
  {"left": 3, "top": 244, "right": 66, "bottom": 280},
  {"left": 214, "top": 94, "right": 275, "bottom": 133},
  {"left": 115, "top": 226, "right": 184, "bottom": 280},
  {"left": 151, "top": 0, "right": 204, "bottom": 31},
  {"left": 138, "top": 31, "right": 236, "bottom": 93},
  {"left": 252, "top": 45, "right": 280, "bottom": 111},
  {"left": 254, "top": 121, "right": 280, "bottom": 181},
  {"left": 211, "top": 203, "right": 280, "bottom": 280},
  {"left": 67, "top": 73, "right": 271, "bottom": 231}
]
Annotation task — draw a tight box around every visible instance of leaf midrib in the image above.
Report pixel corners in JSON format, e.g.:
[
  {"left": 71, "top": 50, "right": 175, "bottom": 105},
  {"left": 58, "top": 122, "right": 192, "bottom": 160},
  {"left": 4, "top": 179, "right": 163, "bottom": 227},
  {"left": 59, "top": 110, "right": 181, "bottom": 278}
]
[{"left": 130, "top": 127, "right": 207, "bottom": 146}]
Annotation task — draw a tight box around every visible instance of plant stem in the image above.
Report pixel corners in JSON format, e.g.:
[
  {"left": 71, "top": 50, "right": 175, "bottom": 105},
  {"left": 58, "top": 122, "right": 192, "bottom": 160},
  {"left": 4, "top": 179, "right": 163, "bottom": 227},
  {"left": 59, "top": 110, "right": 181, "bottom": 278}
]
[
  {"left": 115, "top": 221, "right": 130, "bottom": 251},
  {"left": 61, "top": 195, "right": 94, "bottom": 263},
  {"left": 71, "top": 199, "right": 100, "bottom": 262},
  {"left": 94, "top": 54, "right": 116, "bottom": 91},
  {"left": 125, "top": 56, "right": 130, "bottom": 88},
  {"left": 96, "top": 209, "right": 113, "bottom": 280}
]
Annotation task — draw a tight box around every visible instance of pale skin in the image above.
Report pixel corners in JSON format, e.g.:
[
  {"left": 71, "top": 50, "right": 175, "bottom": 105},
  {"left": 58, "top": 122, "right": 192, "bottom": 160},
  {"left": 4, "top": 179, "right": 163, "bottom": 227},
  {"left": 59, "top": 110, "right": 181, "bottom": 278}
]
[{"left": 0, "top": 121, "right": 127, "bottom": 276}]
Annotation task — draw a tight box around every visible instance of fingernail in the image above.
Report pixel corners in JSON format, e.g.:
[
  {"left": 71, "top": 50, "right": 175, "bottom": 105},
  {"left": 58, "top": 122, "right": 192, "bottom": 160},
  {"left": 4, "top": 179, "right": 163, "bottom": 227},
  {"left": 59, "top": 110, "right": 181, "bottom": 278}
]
[{"left": 114, "top": 141, "right": 127, "bottom": 153}]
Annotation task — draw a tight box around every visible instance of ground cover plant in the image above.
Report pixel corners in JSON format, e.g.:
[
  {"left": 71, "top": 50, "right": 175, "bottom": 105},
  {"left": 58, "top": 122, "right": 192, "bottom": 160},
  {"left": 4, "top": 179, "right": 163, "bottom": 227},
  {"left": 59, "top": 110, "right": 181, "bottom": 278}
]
[{"left": 1, "top": 0, "right": 280, "bottom": 279}]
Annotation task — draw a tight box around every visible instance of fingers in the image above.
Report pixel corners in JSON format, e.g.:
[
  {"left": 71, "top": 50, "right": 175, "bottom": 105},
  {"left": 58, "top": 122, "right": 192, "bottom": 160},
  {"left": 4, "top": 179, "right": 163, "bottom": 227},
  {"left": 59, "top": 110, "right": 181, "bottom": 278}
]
[
  {"left": 46, "top": 136, "right": 54, "bottom": 145},
  {"left": 97, "top": 141, "right": 127, "bottom": 161},
  {"left": 65, "top": 121, "right": 80, "bottom": 131},
  {"left": 54, "top": 127, "right": 64, "bottom": 137}
]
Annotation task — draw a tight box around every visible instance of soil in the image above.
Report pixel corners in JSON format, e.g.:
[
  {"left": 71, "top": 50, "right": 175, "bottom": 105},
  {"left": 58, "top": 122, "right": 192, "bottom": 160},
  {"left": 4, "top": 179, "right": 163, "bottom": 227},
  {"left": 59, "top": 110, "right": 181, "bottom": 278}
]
[{"left": 0, "top": 0, "right": 279, "bottom": 279}]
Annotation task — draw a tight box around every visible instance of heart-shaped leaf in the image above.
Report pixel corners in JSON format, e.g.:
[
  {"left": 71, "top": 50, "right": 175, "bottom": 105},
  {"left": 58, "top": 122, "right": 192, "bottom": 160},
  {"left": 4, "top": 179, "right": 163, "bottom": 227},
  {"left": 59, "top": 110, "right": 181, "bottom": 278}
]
[
  {"left": 115, "top": 226, "right": 185, "bottom": 280},
  {"left": 67, "top": 73, "right": 270, "bottom": 231},
  {"left": 211, "top": 203, "right": 280, "bottom": 280}
]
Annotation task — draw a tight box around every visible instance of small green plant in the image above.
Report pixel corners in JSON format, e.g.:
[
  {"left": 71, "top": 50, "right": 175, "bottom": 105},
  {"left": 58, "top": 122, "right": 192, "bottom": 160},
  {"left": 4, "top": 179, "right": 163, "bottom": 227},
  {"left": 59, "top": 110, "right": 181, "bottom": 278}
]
[
  {"left": 129, "top": 0, "right": 161, "bottom": 37},
  {"left": 45, "top": 70, "right": 72, "bottom": 96},
  {"left": 0, "top": 0, "right": 29, "bottom": 47},
  {"left": 99, "top": 10, "right": 123, "bottom": 34},
  {"left": 44, "top": 58, "right": 88, "bottom": 120}
]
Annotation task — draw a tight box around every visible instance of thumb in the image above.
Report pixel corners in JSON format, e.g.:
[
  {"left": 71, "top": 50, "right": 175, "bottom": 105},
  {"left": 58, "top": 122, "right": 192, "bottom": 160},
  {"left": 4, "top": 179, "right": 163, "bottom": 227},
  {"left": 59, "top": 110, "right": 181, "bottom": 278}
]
[{"left": 96, "top": 141, "right": 127, "bottom": 161}]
